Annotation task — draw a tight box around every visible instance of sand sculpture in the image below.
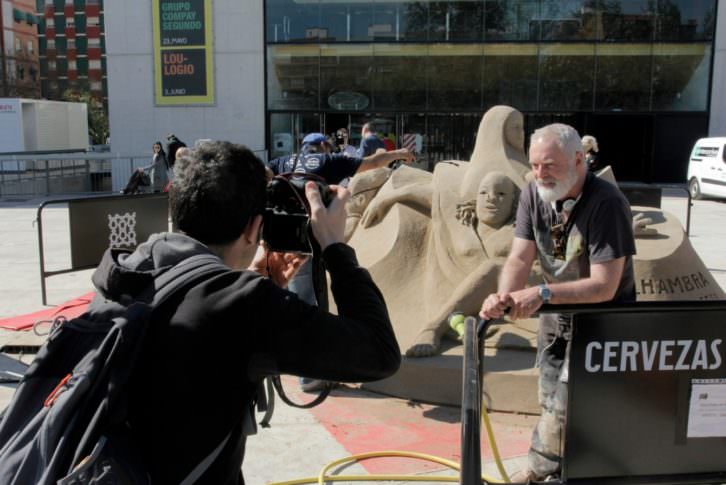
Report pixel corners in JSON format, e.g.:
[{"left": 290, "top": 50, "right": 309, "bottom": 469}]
[{"left": 345, "top": 106, "right": 533, "bottom": 357}]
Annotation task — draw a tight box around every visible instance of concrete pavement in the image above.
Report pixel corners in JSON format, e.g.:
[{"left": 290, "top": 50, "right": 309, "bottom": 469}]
[{"left": 0, "top": 190, "right": 724, "bottom": 483}]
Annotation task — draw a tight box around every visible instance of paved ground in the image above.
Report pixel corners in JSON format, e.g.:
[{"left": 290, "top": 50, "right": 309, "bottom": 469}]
[{"left": 0, "top": 190, "right": 724, "bottom": 484}]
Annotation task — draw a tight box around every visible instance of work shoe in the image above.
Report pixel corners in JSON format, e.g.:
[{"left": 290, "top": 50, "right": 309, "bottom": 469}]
[
  {"left": 509, "top": 469, "right": 541, "bottom": 483},
  {"left": 299, "top": 377, "right": 332, "bottom": 393}
]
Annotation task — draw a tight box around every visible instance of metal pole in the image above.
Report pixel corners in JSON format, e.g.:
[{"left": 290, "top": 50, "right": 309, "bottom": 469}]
[
  {"left": 460, "top": 316, "right": 482, "bottom": 485},
  {"left": 36, "top": 202, "right": 48, "bottom": 306},
  {"left": 0, "top": 4, "right": 8, "bottom": 96},
  {"left": 685, "top": 189, "right": 692, "bottom": 236}
]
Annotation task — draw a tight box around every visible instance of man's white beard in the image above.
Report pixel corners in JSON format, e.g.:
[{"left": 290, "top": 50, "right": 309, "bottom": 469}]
[{"left": 536, "top": 167, "right": 578, "bottom": 203}]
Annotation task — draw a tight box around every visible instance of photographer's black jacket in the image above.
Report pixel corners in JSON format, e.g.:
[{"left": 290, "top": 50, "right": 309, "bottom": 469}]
[{"left": 91, "top": 232, "right": 400, "bottom": 484}]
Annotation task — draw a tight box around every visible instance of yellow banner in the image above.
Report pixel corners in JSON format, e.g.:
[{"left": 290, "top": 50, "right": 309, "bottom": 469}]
[{"left": 152, "top": 0, "right": 214, "bottom": 105}]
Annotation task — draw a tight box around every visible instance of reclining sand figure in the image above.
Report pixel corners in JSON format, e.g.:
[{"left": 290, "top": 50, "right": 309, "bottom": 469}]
[{"left": 358, "top": 106, "right": 531, "bottom": 357}]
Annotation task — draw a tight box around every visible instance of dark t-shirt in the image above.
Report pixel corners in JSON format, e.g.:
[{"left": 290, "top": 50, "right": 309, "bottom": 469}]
[
  {"left": 358, "top": 134, "right": 386, "bottom": 157},
  {"left": 514, "top": 172, "right": 636, "bottom": 303},
  {"left": 267, "top": 152, "right": 363, "bottom": 185}
]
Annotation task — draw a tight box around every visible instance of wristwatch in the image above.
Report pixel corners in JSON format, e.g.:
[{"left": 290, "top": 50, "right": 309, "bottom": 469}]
[{"left": 538, "top": 284, "right": 552, "bottom": 304}]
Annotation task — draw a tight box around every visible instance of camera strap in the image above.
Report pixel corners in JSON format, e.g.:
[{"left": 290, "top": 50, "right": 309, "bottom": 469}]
[{"left": 269, "top": 375, "right": 332, "bottom": 409}]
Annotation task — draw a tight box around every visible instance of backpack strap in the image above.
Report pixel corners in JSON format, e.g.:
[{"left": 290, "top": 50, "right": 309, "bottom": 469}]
[
  {"left": 150, "top": 254, "right": 233, "bottom": 483},
  {"left": 179, "top": 432, "right": 232, "bottom": 485},
  {"left": 150, "top": 253, "right": 228, "bottom": 307}
]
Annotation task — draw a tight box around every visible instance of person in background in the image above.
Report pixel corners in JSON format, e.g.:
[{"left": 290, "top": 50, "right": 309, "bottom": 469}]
[
  {"left": 122, "top": 141, "right": 169, "bottom": 194},
  {"left": 581, "top": 135, "right": 600, "bottom": 172},
  {"left": 334, "top": 127, "right": 357, "bottom": 157},
  {"left": 382, "top": 132, "right": 396, "bottom": 152},
  {"left": 166, "top": 134, "right": 187, "bottom": 171},
  {"left": 358, "top": 123, "right": 386, "bottom": 157},
  {"left": 147, "top": 141, "right": 170, "bottom": 192}
]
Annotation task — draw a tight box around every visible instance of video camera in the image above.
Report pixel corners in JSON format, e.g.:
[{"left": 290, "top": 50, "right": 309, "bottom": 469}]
[{"left": 262, "top": 173, "right": 333, "bottom": 255}]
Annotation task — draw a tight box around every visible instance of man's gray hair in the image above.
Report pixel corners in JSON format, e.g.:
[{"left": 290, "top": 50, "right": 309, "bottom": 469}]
[{"left": 531, "top": 123, "right": 583, "bottom": 163}]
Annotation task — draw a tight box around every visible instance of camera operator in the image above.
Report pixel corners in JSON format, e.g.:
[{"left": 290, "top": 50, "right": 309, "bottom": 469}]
[
  {"left": 266, "top": 132, "right": 413, "bottom": 391},
  {"left": 334, "top": 127, "right": 357, "bottom": 157},
  {"left": 91, "top": 141, "right": 401, "bottom": 484}
]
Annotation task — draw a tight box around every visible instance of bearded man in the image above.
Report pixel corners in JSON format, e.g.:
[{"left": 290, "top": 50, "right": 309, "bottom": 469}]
[{"left": 480, "top": 123, "right": 636, "bottom": 481}]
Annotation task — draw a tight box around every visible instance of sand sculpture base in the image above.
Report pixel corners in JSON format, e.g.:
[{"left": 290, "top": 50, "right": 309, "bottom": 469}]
[{"left": 362, "top": 319, "right": 540, "bottom": 414}]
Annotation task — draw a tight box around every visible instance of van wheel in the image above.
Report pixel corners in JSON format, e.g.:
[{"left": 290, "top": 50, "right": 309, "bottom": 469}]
[{"left": 689, "top": 178, "right": 702, "bottom": 200}]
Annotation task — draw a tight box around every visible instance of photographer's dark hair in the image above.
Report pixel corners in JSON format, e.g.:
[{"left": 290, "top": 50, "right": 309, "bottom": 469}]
[{"left": 170, "top": 141, "right": 267, "bottom": 245}]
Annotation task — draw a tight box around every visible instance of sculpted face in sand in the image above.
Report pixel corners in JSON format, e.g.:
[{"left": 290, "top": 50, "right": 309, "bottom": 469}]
[{"left": 476, "top": 172, "right": 517, "bottom": 229}]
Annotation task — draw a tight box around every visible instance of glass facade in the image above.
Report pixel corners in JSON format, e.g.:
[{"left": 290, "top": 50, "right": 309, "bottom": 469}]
[{"left": 265, "top": 0, "right": 717, "bottom": 182}]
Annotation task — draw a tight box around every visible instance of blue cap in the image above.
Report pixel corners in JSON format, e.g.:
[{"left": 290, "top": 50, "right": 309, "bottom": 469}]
[{"left": 302, "top": 133, "right": 327, "bottom": 145}]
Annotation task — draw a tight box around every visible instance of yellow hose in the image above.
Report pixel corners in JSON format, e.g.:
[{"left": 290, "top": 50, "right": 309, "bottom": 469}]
[
  {"left": 270, "top": 315, "right": 513, "bottom": 485},
  {"left": 482, "top": 406, "right": 511, "bottom": 483},
  {"left": 268, "top": 404, "right": 512, "bottom": 485}
]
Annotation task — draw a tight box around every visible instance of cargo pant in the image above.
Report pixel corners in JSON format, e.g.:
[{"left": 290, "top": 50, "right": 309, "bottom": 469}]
[{"left": 528, "top": 313, "right": 572, "bottom": 479}]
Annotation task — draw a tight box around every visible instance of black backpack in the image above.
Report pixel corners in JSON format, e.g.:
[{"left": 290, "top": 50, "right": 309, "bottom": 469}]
[{"left": 0, "top": 253, "right": 228, "bottom": 485}]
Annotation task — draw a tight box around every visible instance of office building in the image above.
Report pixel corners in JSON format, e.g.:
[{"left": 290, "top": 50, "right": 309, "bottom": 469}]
[{"left": 106, "top": 0, "right": 725, "bottom": 185}]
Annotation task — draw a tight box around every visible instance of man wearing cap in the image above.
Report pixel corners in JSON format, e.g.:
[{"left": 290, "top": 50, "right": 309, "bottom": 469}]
[
  {"left": 266, "top": 132, "right": 414, "bottom": 392},
  {"left": 267, "top": 132, "right": 413, "bottom": 185}
]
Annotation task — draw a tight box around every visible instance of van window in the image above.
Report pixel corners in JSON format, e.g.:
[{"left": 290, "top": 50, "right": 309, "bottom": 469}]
[
  {"left": 722, "top": 145, "right": 726, "bottom": 163},
  {"left": 695, "top": 146, "right": 719, "bottom": 158}
]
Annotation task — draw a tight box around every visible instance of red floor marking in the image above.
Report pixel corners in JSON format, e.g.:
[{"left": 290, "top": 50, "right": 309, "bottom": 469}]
[
  {"left": 281, "top": 377, "right": 531, "bottom": 475},
  {"left": 0, "top": 292, "right": 95, "bottom": 330}
]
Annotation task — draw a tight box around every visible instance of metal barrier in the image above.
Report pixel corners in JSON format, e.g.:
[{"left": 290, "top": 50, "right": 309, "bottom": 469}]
[
  {"left": 2, "top": 149, "right": 269, "bottom": 198},
  {"left": 0, "top": 153, "right": 147, "bottom": 198},
  {"left": 460, "top": 302, "right": 726, "bottom": 485},
  {"left": 36, "top": 192, "right": 169, "bottom": 306}
]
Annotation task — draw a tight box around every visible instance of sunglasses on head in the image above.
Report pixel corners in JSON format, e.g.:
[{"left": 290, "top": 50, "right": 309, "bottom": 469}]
[{"left": 550, "top": 222, "right": 567, "bottom": 261}]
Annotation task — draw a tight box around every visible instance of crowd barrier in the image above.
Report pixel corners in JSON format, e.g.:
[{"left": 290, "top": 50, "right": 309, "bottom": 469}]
[{"left": 36, "top": 193, "right": 169, "bottom": 306}]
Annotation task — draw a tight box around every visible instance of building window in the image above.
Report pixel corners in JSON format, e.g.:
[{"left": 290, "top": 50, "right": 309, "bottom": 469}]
[
  {"left": 652, "top": 44, "right": 711, "bottom": 111},
  {"left": 48, "top": 39, "right": 56, "bottom": 49},
  {"left": 90, "top": 81, "right": 102, "bottom": 91},
  {"left": 15, "top": 39, "right": 21, "bottom": 52},
  {"left": 89, "top": 59, "right": 101, "bottom": 70},
  {"left": 67, "top": 16, "right": 75, "bottom": 28},
  {"left": 68, "top": 38, "right": 76, "bottom": 49},
  {"left": 69, "top": 60, "right": 77, "bottom": 71},
  {"left": 47, "top": 18, "right": 55, "bottom": 28},
  {"left": 655, "top": 0, "right": 717, "bottom": 41},
  {"left": 88, "top": 37, "right": 101, "bottom": 48},
  {"left": 28, "top": 41, "right": 35, "bottom": 55},
  {"left": 88, "top": 16, "right": 99, "bottom": 27},
  {"left": 48, "top": 60, "right": 57, "bottom": 70},
  {"left": 539, "top": 44, "right": 595, "bottom": 110},
  {"left": 595, "top": 44, "right": 652, "bottom": 110}
]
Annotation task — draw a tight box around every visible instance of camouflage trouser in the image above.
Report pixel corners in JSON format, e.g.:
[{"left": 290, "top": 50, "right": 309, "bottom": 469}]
[{"left": 528, "top": 313, "right": 572, "bottom": 479}]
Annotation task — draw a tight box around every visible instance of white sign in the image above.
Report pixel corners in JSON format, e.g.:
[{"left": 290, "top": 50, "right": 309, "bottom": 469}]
[{"left": 687, "top": 379, "right": 726, "bottom": 438}]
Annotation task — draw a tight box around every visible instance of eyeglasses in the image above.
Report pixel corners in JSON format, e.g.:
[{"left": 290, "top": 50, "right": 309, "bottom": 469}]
[{"left": 550, "top": 222, "right": 567, "bottom": 261}]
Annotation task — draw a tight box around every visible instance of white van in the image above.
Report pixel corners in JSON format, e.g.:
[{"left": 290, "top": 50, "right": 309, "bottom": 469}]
[{"left": 687, "top": 137, "right": 726, "bottom": 199}]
